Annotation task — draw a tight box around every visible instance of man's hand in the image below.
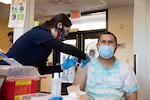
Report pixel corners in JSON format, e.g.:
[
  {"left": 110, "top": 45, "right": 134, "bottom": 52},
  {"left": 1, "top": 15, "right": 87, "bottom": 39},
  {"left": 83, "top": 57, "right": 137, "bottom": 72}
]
[
  {"left": 80, "top": 55, "right": 90, "bottom": 68},
  {"left": 61, "top": 56, "right": 78, "bottom": 69}
]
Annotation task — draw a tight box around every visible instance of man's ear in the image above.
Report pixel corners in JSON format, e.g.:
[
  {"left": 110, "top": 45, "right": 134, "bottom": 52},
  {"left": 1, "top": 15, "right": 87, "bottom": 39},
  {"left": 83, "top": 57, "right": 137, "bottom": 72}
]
[
  {"left": 114, "top": 46, "right": 118, "bottom": 53},
  {"left": 96, "top": 43, "right": 99, "bottom": 49},
  {"left": 57, "top": 22, "right": 63, "bottom": 29}
]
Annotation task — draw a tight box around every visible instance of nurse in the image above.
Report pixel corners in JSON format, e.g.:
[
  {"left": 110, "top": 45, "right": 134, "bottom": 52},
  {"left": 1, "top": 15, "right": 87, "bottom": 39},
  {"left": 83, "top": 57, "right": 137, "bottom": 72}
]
[{"left": 4, "top": 13, "right": 90, "bottom": 75}]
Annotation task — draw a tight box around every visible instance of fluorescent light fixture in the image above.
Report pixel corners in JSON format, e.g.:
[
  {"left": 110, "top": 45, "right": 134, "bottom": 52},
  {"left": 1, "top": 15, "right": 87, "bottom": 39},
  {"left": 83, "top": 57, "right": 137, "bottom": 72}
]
[{"left": 0, "top": 0, "right": 12, "bottom": 4}]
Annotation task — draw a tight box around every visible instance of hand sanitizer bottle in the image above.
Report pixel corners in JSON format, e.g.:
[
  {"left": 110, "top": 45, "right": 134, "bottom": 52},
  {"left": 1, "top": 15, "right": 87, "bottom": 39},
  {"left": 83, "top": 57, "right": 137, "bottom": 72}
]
[{"left": 51, "top": 73, "right": 61, "bottom": 97}]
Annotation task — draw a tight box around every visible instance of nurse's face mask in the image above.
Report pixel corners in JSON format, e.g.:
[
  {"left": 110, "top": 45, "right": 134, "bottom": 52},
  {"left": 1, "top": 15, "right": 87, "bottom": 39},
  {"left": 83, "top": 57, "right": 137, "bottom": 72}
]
[
  {"left": 56, "top": 26, "right": 70, "bottom": 41},
  {"left": 51, "top": 26, "right": 65, "bottom": 40},
  {"left": 56, "top": 26, "right": 64, "bottom": 40}
]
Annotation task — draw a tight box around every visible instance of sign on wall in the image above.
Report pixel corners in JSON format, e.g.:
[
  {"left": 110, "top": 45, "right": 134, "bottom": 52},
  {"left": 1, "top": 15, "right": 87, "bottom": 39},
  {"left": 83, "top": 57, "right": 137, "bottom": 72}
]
[{"left": 8, "top": 0, "right": 26, "bottom": 28}]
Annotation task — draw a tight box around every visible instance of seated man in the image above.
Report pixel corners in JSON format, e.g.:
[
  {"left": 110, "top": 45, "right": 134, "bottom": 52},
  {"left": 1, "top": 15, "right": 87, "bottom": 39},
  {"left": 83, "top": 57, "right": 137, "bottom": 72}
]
[{"left": 73, "top": 31, "right": 140, "bottom": 100}]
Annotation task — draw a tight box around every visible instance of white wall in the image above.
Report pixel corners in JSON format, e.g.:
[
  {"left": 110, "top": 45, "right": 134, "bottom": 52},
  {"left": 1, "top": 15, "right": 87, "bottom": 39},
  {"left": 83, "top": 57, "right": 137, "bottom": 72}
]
[
  {"left": 134, "top": 0, "right": 150, "bottom": 99},
  {"left": 108, "top": 6, "right": 134, "bottom": 67}
]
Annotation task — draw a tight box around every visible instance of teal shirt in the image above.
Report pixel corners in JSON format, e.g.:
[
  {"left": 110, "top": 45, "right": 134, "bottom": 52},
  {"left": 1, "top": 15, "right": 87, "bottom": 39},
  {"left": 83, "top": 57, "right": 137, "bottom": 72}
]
[{"left": 85, "top": 57, "right": 140, "bottom": 100}]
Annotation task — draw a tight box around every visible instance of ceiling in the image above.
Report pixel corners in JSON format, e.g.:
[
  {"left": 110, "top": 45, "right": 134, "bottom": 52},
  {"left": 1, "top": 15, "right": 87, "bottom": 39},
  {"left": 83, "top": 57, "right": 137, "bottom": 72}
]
[{"left": 0, "top": 0, "right": 133, "bottom": 19}]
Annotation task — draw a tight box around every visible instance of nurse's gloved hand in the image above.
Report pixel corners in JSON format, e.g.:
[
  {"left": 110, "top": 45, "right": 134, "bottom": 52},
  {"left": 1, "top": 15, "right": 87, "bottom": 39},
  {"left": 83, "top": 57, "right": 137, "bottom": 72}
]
[
  {"left": 0, "top": 51, "right": 8, "bottom": 60},
  {"left": 80, "top": 55, "right": 90, "bottom": 68},
  {"left": 61, "top": 56, "right": 78, "bottom": 69}
]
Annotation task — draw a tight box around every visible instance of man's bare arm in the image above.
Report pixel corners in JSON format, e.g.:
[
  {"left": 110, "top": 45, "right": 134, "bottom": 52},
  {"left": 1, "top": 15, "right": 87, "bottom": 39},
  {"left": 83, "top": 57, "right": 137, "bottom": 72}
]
[
  {"left": 73, "top": 65, "right": 87, "bottom": 91},
  {"left": 126, "top": 91, "right": 137, "bottom": 100}
]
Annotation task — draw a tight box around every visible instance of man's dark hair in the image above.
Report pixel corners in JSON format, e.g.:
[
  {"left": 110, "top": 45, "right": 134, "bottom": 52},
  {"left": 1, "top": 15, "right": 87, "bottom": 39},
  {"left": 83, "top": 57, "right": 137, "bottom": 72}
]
[{"left": 98, "top": 31, "right": 117, "bottom": 46}]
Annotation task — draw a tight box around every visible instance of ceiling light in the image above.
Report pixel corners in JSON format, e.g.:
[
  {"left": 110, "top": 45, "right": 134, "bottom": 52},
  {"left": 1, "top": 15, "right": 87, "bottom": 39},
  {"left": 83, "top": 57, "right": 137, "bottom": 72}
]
[
  {"left": 51, "top": 0, "right": 74, "bottom": 4},
  {"left": 0, "top": 0, "right": 12, "bottom": 4}
]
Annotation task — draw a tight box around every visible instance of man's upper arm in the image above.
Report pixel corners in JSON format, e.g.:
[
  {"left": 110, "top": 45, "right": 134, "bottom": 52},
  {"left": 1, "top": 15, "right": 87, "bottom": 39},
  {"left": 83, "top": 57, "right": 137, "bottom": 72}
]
[
  {"left": 126, "top": 91, "right": 137, "bottom": 100},
  {"left": 73, "top": 65, "right": 87, "bottom": 91}
]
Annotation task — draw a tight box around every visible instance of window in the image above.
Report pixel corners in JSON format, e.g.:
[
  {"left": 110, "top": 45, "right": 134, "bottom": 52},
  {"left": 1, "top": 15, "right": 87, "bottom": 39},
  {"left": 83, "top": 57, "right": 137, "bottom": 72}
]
[{"left": 71, "top": 10, "right": 107, "bottom": 31}]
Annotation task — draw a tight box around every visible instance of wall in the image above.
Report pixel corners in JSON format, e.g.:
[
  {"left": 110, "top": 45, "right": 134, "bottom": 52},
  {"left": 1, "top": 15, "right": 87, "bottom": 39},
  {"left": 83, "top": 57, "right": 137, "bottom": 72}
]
[
  {"left": 35, "top": 16, "right": 51, "bottom": 25},
  {"left": 0, "top": 18, "right": 13, "bottom": 51},
  {"left": 108, "top": 6, "right": 134, "bottom": 67},
  {"left": 134, "top": 0, "right": 150, "bottom": 99},
  {"left": 108, "top": 3, "right": 150, "bottom": 99}
]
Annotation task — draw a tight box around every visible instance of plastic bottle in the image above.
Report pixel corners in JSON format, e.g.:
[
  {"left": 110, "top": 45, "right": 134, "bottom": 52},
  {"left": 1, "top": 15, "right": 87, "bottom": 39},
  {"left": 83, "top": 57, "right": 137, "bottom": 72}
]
[{"left": 51, "top": 73, "right": 62, "bottom": 97}]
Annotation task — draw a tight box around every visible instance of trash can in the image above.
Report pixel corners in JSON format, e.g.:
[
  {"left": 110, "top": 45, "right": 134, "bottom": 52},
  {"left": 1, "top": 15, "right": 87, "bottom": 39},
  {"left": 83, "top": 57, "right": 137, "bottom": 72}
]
[{"left": 0, "top": 58, "right": 40, "bottom": 100}]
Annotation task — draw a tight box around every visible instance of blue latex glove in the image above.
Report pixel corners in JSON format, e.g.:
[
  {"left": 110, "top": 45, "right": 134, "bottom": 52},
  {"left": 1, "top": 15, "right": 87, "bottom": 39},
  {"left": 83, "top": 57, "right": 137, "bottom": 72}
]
[
  {"left": 61, "top": 56, "right": 78, "bottom": 69},
  {"left": 0, "top": 51, "right": 8, "bottom": 60},
  {"left": 80, "top": 56, "right": 90, "bottom": 68}
]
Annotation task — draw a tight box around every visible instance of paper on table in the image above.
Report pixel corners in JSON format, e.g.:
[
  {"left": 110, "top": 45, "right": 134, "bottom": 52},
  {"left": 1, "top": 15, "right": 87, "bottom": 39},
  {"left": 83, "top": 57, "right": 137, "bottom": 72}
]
[
  {"left": 67, "top": 84, "right": 80, "bottom": 94},
  {"left": 66, "top": 85, "right": 88, "bottom": 100}
]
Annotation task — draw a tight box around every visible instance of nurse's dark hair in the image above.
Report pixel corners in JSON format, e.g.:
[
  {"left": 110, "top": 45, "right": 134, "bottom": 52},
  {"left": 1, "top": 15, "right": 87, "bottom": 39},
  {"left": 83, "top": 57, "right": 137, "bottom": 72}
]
[
  {"left": 8, "top": 31, "right": 13, "bottom": 37},
  {"left": 42, "top": 13, "right": 72, "bottom": 31},
  {"left": 98, "top": 31, "right": 118, "bottom": 45}
]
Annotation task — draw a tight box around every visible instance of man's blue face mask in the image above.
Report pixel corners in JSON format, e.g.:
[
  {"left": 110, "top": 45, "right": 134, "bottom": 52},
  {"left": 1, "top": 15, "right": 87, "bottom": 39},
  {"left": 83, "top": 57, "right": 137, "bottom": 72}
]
[{"left": 98, "top": 45, "right": 114, "bottom": 59}]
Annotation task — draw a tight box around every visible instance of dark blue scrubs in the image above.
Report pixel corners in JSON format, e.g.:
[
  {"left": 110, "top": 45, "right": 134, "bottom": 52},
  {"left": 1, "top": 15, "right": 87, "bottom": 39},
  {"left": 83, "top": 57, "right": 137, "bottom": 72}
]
[
  {"left": 5, "top": 26, "right": 86, "bottom": 74},
  {"left": 6, "top": 26, "right": 53, "bottom": 67}
]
